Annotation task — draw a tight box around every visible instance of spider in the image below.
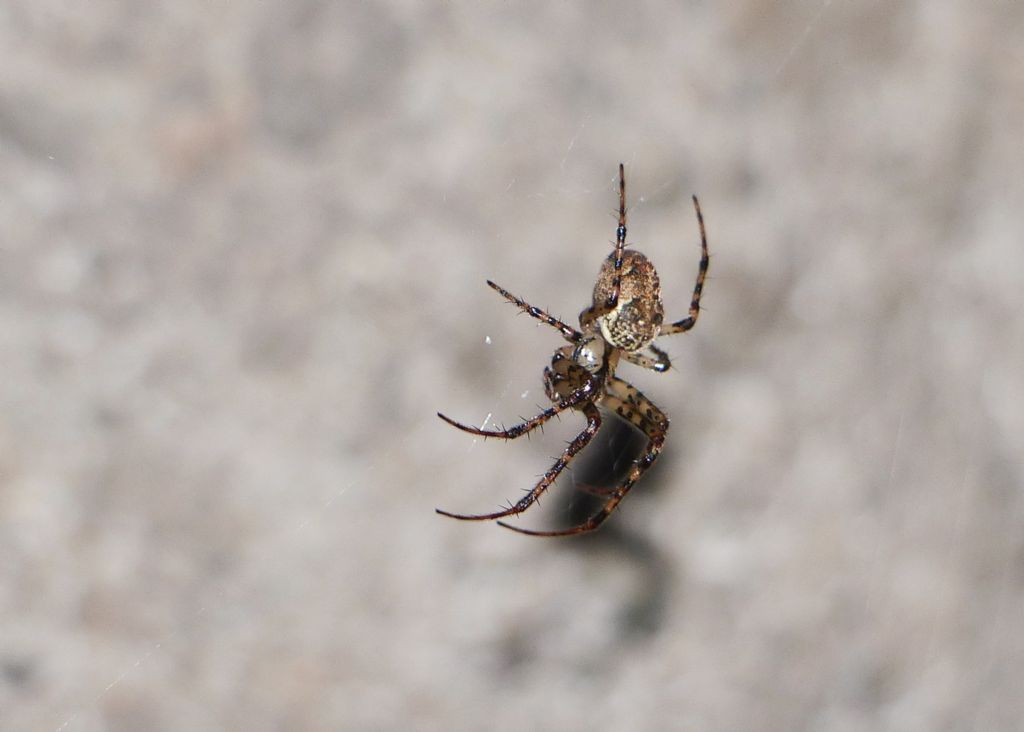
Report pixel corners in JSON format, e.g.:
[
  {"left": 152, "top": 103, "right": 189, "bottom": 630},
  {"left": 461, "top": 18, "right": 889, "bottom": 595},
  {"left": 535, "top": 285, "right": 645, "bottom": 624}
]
[{"left": 437, "top": 164, "right": 709, "bottom": 537}]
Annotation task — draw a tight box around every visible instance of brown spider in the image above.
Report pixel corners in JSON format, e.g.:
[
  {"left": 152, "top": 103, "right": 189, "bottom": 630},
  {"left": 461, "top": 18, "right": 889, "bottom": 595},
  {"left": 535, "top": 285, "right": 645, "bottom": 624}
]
[{"left": 437, "top": 164, "right": 709, "bottom": 537}]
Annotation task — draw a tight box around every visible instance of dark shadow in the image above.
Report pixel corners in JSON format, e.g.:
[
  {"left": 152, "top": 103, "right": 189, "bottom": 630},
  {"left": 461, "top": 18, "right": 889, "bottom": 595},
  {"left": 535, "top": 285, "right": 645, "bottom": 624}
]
[{"left": 552, "top": 414, "right": 681, "bottom": 641}]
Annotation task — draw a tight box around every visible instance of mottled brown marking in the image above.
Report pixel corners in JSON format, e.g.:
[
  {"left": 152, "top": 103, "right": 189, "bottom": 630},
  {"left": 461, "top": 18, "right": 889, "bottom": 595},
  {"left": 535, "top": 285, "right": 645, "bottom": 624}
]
[{"left": 592, "top": 250, "right": 664, "bottom": 352}]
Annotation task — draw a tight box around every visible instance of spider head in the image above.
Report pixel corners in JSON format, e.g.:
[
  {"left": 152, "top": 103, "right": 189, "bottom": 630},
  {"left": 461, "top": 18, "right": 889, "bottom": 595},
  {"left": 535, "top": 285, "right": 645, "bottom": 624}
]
[{"left": 543, "top": 338, "right": 605, "bottom": 403}]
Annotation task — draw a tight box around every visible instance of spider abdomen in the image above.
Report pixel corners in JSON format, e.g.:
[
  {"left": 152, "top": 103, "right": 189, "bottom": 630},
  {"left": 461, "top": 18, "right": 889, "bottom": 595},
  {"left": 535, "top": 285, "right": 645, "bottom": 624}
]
[{"left": 592, "top": 250, "right": 664, "bottom": 352}]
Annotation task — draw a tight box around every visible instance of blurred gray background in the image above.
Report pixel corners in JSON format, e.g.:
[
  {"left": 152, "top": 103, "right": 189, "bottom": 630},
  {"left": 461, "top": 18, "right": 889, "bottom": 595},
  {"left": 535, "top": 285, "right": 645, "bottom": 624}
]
[{"left": 2, "top": 2, "right": 1022, "bottom": 730}]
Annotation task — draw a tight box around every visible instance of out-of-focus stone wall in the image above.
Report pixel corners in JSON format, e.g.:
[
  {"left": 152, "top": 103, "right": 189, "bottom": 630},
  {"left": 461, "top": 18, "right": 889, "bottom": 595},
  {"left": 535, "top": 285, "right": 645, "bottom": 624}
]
[{"left": 2, "top": 2, "right": 1021, "bottom": 730}]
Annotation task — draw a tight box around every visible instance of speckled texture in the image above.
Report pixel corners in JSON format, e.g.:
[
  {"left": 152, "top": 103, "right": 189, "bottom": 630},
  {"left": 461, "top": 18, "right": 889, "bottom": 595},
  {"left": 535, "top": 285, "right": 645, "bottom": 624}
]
[
  {"left": 594, "top": 250, "right": 664, "bottom": 352},
  {"left": 2, "top": 2, "right": 1023, "bottom": 730}
]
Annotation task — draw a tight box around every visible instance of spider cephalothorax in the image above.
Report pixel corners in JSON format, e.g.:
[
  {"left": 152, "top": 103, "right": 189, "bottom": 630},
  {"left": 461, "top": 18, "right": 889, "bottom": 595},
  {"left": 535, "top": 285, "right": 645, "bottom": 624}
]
[{"left": 437, "top": 164, "right": 709, "bottom": 536}]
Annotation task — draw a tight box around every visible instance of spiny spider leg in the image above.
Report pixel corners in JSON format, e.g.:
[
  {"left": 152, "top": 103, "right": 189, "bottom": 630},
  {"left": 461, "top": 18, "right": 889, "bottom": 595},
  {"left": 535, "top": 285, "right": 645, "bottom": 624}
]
[
  {"left": 486, "top": 280, "right": 581, "bottom": 343},
  {"left": 661, "top": 195, "right": 709, "bottom": 335},
  {"left": 608, "top": 161, "right": 628, "bottom": 310},
  {"left": 436, "top": 378, "right": 597, "bottom": 439},
  {"left": 579, "top": 163, "right": 629, "bottom": 331},
  {"left": 497, "top": 378, "right": 667, "bottom": 537},
  {"left": 436, "top": 403, "right": 601, "bottom": 521}
]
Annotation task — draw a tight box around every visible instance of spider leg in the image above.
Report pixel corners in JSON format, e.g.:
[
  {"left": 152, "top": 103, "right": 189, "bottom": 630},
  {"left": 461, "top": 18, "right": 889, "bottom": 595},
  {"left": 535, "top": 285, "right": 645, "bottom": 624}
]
[
  {"left": 497, "top": 378, "right": 667, "bottom": 537},
  {"left": 607, "top": 162, "right": 628, "bottom": 311},
  {"left": 437, "top": 378, "right": 596, "bottom": 439},
  {"left": 486, "top": 280, "right": 581, "bottom": 343},
  {"left": 623, "top": 344, "right": 672, "bottom": 373},
  {"left": 603, "top": 376, "right": 669, "bottom": 432},
  {"left": 661, "top": 195, "right": 709, "bottom": 336},
  {"left": 436, "top": 403, "right": 602, "bottom": 521},
  {"left": 579, "top": 164, "right": 630, "bottom": 332}
]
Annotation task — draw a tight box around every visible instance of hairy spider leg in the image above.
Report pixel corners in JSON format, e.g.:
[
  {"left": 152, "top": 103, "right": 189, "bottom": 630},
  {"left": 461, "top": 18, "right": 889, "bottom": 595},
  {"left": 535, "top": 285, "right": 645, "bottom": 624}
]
[
  {"left": 497, "top": 377, "right": 668, "bottom": 536},
  {"left": 486, "top": 280, "right": 581, "bottom": 343},
  {"left": 436, "top": 376, "right": 597, "bottom": 439},
  {"left": 610, "top": 161, "right": 628, "bottom": 309},
  {"left": 579, "top": 162, "right": 630, "bottom": 332},
  {"left": 661, "top": 195, "right": 709, "bottom": 335},
  {"left": 436, "top": 403, "right": 602, "bottom": 521}
]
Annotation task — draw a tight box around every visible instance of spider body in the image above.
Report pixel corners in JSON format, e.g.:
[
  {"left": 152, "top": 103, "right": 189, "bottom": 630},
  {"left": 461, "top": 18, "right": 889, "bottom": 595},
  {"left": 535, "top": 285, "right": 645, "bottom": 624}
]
[
  {"left": 591, "top": 249, "right": 664, "bottom": 352},
  {"left": 437, "top": 164, "right": 709, "bottom": 536}
]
